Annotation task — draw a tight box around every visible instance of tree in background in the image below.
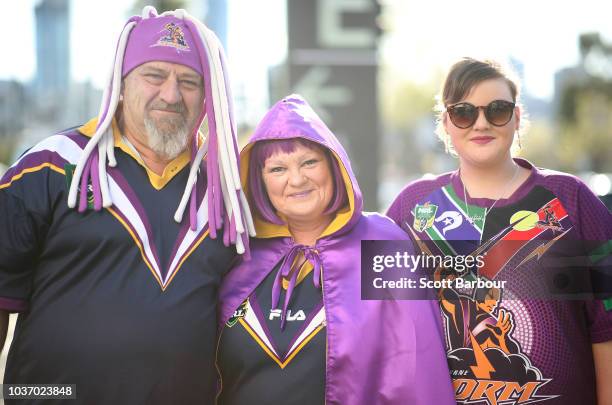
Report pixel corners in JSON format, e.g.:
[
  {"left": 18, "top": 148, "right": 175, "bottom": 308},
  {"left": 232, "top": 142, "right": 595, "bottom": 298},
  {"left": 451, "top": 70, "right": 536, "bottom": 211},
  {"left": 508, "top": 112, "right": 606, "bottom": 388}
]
[
  {"left": 380, "top": 72, "right": 445, "bottom": 177},
  {"left": 556, "top": 33, "right": 612, "bottom": 173}
]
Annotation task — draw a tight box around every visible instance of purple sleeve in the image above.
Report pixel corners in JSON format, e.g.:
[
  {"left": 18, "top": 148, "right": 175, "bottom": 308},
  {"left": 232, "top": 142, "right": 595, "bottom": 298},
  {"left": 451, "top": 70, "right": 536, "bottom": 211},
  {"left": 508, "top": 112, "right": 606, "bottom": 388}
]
[
  {"left": 585, "top": 299, "right": 612, "bottom": 343},
  {"left": 573, "top": 181, "right": 612, "bottom": 304},
  {"left": 574, "top": 179, "right": 612, "bottom": 241},
  {"left": 563, "top": 179, "right": 612, "bottom": 342}
]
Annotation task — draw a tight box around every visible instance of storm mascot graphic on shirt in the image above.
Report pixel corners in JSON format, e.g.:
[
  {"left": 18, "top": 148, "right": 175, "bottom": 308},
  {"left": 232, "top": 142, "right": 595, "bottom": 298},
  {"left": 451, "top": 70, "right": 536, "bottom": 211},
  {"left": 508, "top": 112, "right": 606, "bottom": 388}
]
[{"left": 438, "top": 273, "right": 558, "bottom": 405}]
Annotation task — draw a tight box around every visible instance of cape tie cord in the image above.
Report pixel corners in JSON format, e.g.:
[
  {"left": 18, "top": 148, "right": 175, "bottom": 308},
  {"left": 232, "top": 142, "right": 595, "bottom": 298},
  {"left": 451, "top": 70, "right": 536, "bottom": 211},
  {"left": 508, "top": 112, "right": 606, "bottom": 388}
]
[
  {"left": 65, "top": 7, "right": 254, "bottom": 255},
  {"left": 272, "top": 244, "right": 323, "bottom": 330}
]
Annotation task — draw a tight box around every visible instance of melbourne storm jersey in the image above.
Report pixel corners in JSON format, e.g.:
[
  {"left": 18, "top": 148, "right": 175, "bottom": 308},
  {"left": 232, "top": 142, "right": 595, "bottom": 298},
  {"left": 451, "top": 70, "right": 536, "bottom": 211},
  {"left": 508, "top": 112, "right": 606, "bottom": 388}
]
[
  {"left": 387, "top": 158, "right": 612, "bottom": 405},
  {"left": 217, "top": 260, "right": 326, "bottom": 405},
  {"left": 0, "top": 119, "right": 236, "bottom": 404}
]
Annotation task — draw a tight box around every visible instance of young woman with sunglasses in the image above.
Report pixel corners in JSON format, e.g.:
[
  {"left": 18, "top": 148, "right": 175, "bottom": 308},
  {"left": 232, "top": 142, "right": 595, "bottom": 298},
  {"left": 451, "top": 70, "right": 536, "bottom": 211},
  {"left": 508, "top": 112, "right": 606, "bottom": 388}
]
[{"left": 387, "top": 57, "right": 612, "bottom": 405}]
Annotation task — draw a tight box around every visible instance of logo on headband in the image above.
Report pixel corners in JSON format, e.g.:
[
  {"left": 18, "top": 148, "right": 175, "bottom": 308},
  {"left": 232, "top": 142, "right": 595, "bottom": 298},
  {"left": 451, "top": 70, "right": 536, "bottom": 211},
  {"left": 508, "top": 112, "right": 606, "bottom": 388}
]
[{"left": 153, "top": 22, "right": 190, "bottom": 51}]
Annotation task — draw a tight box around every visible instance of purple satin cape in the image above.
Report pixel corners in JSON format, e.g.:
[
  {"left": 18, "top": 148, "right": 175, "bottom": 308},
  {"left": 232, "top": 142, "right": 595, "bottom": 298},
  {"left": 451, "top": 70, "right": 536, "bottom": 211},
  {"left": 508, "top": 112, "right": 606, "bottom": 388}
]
[{"left": 217, "top": 95, "right": 455, "bottom": 404}]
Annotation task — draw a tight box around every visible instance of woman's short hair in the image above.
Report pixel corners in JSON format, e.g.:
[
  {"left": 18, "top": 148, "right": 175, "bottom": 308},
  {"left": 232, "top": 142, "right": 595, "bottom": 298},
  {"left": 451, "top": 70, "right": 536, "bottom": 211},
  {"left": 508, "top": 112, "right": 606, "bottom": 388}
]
[
  {"left": 247, "top": 138, "right": 349, "bottom": 225},
  {"left": 434, "top": 57, "right": 529, "bottom": 155}
]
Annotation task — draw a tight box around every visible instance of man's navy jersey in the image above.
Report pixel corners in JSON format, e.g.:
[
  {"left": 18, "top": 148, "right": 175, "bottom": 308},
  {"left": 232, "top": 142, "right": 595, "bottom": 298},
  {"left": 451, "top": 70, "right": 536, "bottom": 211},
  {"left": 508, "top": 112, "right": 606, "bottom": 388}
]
[
  {"left": 217, "top": 260, "right": 326, "bottom": 405},
  {"left": 0, "top": 119, "right": 236, "bottom": 404},
  {"left": 387, "top": 158, "right": 612, "bottom": 405}
]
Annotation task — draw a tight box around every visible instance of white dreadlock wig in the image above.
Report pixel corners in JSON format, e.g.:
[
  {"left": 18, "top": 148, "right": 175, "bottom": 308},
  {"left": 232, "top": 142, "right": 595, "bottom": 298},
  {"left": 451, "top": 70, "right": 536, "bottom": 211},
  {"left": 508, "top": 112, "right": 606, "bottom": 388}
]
[{"left": 67, "top": 6, "right": 255, "bottom": 256}]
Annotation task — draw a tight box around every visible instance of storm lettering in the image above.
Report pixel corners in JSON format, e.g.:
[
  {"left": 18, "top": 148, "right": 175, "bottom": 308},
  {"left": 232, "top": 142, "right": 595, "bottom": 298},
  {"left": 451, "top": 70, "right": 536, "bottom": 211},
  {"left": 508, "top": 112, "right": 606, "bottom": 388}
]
[{"left": 453, "top": 379, "right": 554, "bottom": 405}]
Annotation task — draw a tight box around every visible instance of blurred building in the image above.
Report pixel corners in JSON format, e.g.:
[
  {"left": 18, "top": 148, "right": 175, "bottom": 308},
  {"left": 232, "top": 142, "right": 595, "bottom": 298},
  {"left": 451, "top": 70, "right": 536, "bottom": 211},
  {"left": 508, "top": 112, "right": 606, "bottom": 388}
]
[
  {"left": 553, "top": 65, "right": 589, "bottom": 116},
  {"left": 2, "top": 0, "right": 101, "bottom": 161},
  {"left": 552, "top": 33, "right": 612, "bottom": 205},
  {"left": 204, "top": 0, "right": 228, "bottom": 51},
  {"left": 0, "top": 81, "right": 26, "bottom": 141},
  {"left": 35, "top": 0, "right": 70, "bottom": 97},
  {"left": 34, "top": 0, "right": 93, "bottom": 130}
]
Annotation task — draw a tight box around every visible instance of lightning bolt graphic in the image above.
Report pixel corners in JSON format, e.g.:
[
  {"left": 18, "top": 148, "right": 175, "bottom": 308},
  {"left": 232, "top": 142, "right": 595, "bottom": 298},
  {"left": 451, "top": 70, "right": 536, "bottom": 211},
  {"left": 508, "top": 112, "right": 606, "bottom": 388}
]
[
  {"left": 468, "top": 214, "right": 525, "bottom": 258},
  {"left": 517, "top": 229, "right": 571, "bottom": 268},
  {"left": 469, "top": 332, "right": 496, "bottom": 380}
]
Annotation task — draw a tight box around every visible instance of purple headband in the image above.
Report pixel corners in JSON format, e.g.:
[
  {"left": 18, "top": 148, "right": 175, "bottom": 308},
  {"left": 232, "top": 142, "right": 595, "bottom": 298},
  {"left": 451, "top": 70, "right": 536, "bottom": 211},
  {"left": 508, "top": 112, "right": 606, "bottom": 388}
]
[{"left": 122, "top": 15, "right": 203, "bottom": 77}]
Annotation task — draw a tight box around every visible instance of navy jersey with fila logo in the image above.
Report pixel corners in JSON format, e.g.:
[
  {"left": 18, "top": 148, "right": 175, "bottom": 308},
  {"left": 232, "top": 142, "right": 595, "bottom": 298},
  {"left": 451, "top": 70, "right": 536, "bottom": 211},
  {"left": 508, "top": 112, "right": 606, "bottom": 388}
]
[
  {"left": 0, "top": 119, "right": 236, "bottom": 404},
  {"left": 217, "top": 260, "right": 326, "bottom": 405},
  {"left": 387, "top": 158, "right": 612, "bottom": 405}
]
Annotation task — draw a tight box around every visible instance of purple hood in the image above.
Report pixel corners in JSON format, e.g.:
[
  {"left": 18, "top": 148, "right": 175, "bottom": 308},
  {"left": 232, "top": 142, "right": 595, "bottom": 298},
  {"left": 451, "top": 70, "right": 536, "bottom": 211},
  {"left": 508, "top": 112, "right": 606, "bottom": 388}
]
[
  {"left": 239, "top": 94, "right": 363, "bottom": 241},
  {"left": 217, "top": 95, "right": 454, "bottom": 404}
]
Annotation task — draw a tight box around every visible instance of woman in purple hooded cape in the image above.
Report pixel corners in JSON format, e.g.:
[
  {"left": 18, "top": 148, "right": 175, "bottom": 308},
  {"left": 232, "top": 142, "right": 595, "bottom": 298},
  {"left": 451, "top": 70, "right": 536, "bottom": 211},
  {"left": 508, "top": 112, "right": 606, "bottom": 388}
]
[{"left": 215, "top": 95, "right": 455, "bottom": 404}]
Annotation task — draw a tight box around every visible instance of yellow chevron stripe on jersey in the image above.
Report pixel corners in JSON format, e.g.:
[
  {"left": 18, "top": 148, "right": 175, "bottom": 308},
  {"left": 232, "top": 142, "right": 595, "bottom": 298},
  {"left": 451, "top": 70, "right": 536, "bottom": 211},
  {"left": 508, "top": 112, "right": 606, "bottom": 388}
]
[{"left": 0, "top": 163, "right": 65, "bottom": 189}]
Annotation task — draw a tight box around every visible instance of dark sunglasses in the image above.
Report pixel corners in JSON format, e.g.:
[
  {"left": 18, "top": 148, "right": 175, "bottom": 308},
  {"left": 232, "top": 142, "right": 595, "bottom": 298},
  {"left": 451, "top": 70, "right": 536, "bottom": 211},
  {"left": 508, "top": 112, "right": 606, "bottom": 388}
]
[{"left": 446, "top": 100, "right": 515, "bottom": 129}]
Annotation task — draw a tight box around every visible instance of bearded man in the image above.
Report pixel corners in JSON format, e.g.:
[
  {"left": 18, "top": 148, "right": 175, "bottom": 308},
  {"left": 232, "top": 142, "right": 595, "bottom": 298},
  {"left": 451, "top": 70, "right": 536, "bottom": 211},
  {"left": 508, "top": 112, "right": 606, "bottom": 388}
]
[{"left": 0, "top": 7, "right": 253, "bottom": 404}]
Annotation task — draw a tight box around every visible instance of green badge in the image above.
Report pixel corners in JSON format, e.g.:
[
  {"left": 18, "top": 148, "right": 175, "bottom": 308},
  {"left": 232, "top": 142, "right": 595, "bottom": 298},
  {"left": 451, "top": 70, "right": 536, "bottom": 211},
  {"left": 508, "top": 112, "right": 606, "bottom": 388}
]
[
  {"left": 64, "top": 164, "right": 94, "bottom": 209},
  {"left": 604, "top": 298, "right": 612, "bottom": 312},
  {"left": 226, "top": 299, "right": 249, "bottom": 328},
  {"left": 413, "top": 202, "right": 438, "bottom": 232}
]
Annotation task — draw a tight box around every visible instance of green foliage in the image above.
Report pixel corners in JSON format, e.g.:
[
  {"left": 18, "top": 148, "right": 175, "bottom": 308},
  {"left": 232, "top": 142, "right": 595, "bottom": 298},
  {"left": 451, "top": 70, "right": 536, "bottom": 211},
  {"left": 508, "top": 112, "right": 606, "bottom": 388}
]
[
  {"left": 523, "top": 93, "right": 612, "bottom": 173},
  {"left": 519, "top": 121, "right": 557, "bottom": 168},
  {"left": 554, "top": 32, "right": 612, "bottom": 172},
  {"left": 381, "top": 77, "right": 438, "bottom": 130},
  {"left": 380, "top": 76, "right": 441, "bottom": 174},
  {"left": 559, "top": 92, "right": 612, "bottom": 172},
  {"left": 0, "top": 137, "right": 16, "bottom": 167},
  {"left": 558, "top": 77, "right": 612, "bottom": 125}
]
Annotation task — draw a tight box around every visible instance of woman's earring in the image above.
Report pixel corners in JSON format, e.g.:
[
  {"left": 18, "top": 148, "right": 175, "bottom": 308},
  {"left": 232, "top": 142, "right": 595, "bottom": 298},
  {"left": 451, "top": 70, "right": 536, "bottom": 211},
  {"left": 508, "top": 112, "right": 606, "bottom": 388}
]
[{"left": 516, "top": 131, "right": 522, "bottom": 149}]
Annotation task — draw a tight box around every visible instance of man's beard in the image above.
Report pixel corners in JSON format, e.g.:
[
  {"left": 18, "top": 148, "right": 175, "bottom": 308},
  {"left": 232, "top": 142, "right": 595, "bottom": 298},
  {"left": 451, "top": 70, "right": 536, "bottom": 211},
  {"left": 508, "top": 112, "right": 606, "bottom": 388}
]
[{"left": 144, "top": 104, "right": 191, "bottom": 160}]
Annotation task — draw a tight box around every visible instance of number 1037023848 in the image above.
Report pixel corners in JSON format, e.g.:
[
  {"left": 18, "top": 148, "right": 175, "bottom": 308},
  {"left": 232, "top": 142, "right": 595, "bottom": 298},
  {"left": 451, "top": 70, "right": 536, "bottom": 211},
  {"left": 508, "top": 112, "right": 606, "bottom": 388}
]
[{"left": 2, "top": 384, "right": 76, "bottom": 400}]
